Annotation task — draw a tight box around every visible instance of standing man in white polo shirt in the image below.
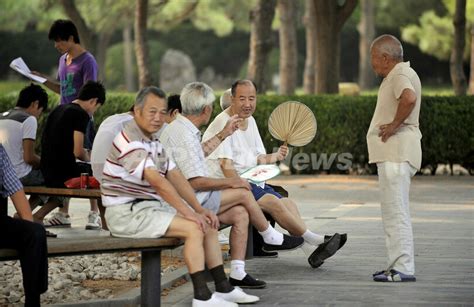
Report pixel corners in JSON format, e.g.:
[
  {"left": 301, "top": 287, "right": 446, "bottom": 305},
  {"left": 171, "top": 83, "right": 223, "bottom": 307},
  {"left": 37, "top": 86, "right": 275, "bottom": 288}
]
[{"left": 367, "top": 34, "right": 422, "bottom": 282}]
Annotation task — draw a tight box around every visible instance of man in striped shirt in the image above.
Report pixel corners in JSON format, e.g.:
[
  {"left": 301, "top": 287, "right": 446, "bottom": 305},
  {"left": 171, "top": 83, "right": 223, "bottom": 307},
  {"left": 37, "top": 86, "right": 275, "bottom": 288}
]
[{"left": 101, "top": 86, "right": 258, "bottom": 306}]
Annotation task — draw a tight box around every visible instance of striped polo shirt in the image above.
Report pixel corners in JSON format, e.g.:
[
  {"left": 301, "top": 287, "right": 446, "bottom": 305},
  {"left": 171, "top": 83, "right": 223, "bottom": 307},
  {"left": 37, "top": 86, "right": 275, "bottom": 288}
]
[{"left": 101, "top": 119, "right": 176, "bottom": 207}]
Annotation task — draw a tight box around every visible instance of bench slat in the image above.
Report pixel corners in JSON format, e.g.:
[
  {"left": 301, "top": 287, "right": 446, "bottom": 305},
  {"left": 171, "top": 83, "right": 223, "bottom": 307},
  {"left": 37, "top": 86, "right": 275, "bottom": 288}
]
[
  {"left": 23, "top": 186, "right": 101, "bottom": 198},
  {"left": 0, "top": 228, "right": 182, "bottom": 260}
]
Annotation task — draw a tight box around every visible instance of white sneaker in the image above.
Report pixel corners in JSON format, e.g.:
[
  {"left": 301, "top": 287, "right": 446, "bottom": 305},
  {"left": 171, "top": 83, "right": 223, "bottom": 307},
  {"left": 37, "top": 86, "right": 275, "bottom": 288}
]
[
  {"left": 192, "top": 293, "right": 238, "bottom": 307},
  {"left": 85, "top": 211, "right": 102, "bottom": 230},
  {"left": 44, "top": 212, "right": 71, "bottom": 228},
  {"left": 218, "top": 232, "right": 230, "bottom": 245},
  {"left": 214, "top": 287, "right": 260, "bottom": 304}
]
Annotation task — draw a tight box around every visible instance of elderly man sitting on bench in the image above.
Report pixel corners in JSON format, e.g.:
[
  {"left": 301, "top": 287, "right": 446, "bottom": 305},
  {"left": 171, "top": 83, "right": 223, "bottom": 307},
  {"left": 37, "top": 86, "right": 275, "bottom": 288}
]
[
  {"left": 100, "top": 86, "right": 259, "bottom": 307},
  {"left": 203, "top": 79, "right": 348, "bottom": 269}
]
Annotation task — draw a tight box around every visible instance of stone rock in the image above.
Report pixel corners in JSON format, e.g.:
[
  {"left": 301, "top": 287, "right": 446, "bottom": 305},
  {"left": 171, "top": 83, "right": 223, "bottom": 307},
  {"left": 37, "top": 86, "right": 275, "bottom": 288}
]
[{"left": 159, "top": 49, "right": 196, "bottom": 94}]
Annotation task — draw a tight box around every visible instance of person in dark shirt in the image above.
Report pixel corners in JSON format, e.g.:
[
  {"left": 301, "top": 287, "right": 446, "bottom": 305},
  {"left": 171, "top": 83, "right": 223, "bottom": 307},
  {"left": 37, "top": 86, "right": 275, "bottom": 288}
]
[{"left": 37, "top": 81, "right": 106, "bottom": 225}]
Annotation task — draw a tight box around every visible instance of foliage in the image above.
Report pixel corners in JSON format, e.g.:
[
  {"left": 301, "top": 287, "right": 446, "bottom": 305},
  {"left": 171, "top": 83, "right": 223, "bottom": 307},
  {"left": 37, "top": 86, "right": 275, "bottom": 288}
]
[
  {"left": 373, "top": 0, "right": 447, "bottom": 29},
  {"left": 401, "top": 0, "right": 473, "bottom": 61},
  {"left": 0, "top": 0, "right": 62, "bottom": 32},
  {"left": 1, "top": 91, "right": 471, "bottom": 173}
]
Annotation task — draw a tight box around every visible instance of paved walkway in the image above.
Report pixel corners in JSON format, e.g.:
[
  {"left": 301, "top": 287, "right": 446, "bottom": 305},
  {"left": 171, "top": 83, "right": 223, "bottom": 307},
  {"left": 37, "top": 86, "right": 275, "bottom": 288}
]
[{"left": 161, "top": 175, "right": 474, "bottom": 306}]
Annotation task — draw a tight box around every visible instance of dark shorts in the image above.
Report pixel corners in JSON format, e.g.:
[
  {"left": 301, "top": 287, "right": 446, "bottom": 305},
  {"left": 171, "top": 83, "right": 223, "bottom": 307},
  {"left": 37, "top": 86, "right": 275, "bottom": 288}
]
[{"left": 250, "top": 183, "right": 283, "bottom": 201}]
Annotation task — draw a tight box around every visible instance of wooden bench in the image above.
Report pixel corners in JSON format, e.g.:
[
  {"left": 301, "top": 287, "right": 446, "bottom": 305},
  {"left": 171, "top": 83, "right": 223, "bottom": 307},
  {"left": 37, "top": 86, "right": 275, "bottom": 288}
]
[
  {"left": 0, "top": 227, "right": 183, "bottom": 306},
  {"left": 22, "top": 186, "right": 108, "bottom": 230}
]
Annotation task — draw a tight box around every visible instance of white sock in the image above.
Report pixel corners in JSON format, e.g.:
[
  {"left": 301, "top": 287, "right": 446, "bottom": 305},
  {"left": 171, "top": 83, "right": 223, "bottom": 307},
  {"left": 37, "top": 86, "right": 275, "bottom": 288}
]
[
  {"left": 302, "top": 230, "right": 324, "bottom": 246},
  {"left": 259, "top": 224, "right": 284, "bottom": 245},
  {"left": 229, "top": 260, "right": 247, "bottom": 280}
]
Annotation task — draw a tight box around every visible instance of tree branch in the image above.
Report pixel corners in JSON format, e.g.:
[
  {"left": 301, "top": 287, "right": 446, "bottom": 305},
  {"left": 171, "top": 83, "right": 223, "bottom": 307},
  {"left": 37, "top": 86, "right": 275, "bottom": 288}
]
[
  {"left": 59, "top": 0, "right": 94, "bottom": 51},
  {"left": 336, "top": 0, "right": 358, "bottom": 31}
]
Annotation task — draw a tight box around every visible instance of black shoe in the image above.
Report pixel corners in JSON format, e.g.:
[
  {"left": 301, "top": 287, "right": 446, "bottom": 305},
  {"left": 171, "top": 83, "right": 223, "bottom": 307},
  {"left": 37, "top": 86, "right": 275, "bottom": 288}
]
[
  {"left": 229, "top": 274, "right": 267, "bottom": 289},
  {"left": 262, "top": 234, "right": 304, "bottom": 252},
  {"left": 308, "top": 233, "right": 341, "bottom": 268},
  {"left": 324, "top": 233, "right": 347, "bottom": 250},
  {"left": 253, "top": 248, "right": 278, "bottom": 258}
]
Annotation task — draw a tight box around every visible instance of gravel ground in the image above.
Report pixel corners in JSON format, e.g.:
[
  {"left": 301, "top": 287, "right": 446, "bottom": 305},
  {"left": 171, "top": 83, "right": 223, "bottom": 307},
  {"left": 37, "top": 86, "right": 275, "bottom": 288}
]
[{"left": 0, "top": 252, "right": 185, "bottom": 306}]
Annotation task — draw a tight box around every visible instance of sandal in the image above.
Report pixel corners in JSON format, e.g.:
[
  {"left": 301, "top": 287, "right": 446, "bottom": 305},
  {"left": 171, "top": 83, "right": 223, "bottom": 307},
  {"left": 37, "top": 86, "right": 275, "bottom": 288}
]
[
  {"left": 372, "top": 270, "right": 387, "bottom": 277},
  {"left": 373, "top": 269, "right": 416, "bottom": 282}
]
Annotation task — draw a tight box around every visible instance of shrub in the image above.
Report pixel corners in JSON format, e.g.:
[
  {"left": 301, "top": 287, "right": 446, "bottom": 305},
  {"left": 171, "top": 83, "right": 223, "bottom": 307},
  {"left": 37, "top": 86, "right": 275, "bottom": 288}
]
[{"left": 1, "top": 92, "right": 472, "bottom": 174}]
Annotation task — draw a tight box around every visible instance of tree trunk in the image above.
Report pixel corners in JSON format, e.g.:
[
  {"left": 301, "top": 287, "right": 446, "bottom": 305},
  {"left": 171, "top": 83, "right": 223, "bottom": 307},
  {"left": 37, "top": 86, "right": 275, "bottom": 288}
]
[
  {"left": 278, "top": 0, "right": 298, "bottom": 95},
  {"left": 123, "top": 24, "right": 136, "bottom": 92},
  {"left": 357, "top": 0, "right": 375, "bottom": 90},
  {"left": 247, "top": 0, "right": 276, "bottom": 93},
  {"left": 135, "top": 0, "right": 153, "bottom": 88},
  {"left": 450, "top": 0, "right": 467, "bottom": 96},
  {"left": 469, "top": 24, "right": 474, "bottom": 95},
  {"left": 303, "top": 0, "right": 317, "bottom": 94},
  {"left": 96, "top": 32, "right": 112, "bottom": 83},
  {"left": 313, "top": 0, "right": 358, "bottom": 94},
  {"left": 59, "top": 0, "right": 95, "bottom": 53}
]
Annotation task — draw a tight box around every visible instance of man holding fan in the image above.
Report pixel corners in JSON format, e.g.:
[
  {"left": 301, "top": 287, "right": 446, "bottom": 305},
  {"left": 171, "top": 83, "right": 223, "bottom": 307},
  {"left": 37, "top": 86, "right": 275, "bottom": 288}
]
[{"left": 203, "top": 79, "right": 347, "bottom": 269}]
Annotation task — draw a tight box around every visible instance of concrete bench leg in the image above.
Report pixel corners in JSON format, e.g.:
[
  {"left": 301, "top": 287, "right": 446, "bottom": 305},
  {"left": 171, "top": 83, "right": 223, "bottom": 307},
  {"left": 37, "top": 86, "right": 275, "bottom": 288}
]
[{"left": 141, "top": 250, "right": 162, "bottom": 307}]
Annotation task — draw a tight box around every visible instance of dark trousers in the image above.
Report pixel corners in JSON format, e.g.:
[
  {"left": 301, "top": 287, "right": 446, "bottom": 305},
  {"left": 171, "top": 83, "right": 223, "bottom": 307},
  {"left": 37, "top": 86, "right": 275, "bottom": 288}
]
[{"left": 0, "top": 197, "right": 48, "bottom": 307}]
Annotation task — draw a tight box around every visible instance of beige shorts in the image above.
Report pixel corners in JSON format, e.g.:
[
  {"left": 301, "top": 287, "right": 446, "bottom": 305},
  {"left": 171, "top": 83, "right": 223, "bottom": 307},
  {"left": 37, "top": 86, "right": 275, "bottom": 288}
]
[{"left": 105, "top": 200, "right": 177, "bottom": 239}]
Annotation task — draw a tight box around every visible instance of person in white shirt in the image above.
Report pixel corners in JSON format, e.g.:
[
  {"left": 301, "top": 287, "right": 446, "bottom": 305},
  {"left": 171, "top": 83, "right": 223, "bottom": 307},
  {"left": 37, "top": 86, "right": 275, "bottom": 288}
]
[
  {"left": 91, "top": 108, "right": 134, "bottom": 182},
  {"left": 203, "top": 79, "right": 347, "bottom": 269},
  {"left": 160, "top": 82, "right": 305, "bottom": 289},
  {"left": 0, "top": 84, "right": 61, "bottom": 226},
  {"left": 368, "top": 35, "right": 421, "bottom": 283},
  {"left": 101, "top": 86, "right": 258, "bottom": 306},
  {"left": 0, "top": 84, "right": 48, "bottom": 185}
]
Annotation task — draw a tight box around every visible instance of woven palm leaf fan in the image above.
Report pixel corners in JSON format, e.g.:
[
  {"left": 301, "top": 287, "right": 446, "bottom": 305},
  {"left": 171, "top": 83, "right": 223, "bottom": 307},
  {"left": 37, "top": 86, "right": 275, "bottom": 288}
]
[{"left": 268, "top": 101, "right": 317, "bottom": 147}]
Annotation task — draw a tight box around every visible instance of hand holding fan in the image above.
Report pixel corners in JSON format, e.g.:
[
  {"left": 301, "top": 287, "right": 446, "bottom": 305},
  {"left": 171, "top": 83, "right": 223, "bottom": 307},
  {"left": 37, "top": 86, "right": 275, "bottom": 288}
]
[{"left": 268, "top": 101, "right": 317, "bottom": 147}]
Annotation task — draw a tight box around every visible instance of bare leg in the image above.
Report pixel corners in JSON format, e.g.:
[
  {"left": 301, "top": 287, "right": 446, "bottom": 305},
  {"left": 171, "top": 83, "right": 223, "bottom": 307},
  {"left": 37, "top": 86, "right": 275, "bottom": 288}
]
[
  {"left": 220, "top": 188, "right": 269, "bottom": 231},
  {"left": 258, "top": 194, "right": 306, "bottom": 236},
  {"left": 217, "top": 205, "right": 249, "bottom": 261},
  {"left": 27, "top": 195, "right": 41, "bottom": 211},
  {"left": 203, "top": 227, "right": 222, "bottom": 269},
  {"left": 89, "top": 199, "right": 99, "bottom": 212},
  {"left": 32, "top": 200, "right": 61, "bottom": 223},
  {"left": 280, "top": 198, "right": 306, "bottom": 226},
  {"left": 164, "top": 216, "right": 205, "bottom": 273}
]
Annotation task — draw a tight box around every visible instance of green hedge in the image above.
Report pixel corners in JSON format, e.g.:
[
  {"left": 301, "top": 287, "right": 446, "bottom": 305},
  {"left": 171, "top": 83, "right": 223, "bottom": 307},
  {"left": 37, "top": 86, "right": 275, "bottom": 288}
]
[{"left": 1, "top": 93, "right": 472, "bottom": 174}]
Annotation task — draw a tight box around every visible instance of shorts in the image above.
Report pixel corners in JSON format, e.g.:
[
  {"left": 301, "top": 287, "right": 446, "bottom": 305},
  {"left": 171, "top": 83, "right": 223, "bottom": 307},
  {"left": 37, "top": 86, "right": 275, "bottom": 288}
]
[
  {"left": 105, "top": 200, "right": 177, "bottom": 238},
  {"left": 250, "top": 183, "right": 283, "bottom": 201},
  {"left": 20, "top": 169, "right": 44, "bottom": 186},
  {"left": 196, "top": 190, "right": 221, "bottom": 214}
]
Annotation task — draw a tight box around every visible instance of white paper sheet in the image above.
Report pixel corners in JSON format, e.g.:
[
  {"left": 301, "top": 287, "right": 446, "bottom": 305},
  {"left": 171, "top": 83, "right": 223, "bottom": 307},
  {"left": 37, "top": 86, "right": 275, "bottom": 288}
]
[{"left": 9, "top": 57, "right": 47, "bottom": 83}]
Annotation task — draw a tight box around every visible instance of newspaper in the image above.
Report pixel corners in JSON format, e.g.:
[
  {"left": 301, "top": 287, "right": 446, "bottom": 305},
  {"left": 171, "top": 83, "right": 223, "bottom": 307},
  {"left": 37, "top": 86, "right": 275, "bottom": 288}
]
[{"left": 9, "top": 57, "right": 47, "bottom": 83}]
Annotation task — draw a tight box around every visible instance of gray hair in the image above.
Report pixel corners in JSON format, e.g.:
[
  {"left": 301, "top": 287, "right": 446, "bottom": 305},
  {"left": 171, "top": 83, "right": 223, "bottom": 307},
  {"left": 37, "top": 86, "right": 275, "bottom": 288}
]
[
  {"left": 180, "top": 82, "right": 215, "bottom": 115},
  {"left": 370, "top": 34, "right": 404, "bottom": 61},
  {"left": 220, "top": 88, "right": 232, "bottom": 110},
  {"left": 135, "top": 86, "right": 166, "bottom": 109}
]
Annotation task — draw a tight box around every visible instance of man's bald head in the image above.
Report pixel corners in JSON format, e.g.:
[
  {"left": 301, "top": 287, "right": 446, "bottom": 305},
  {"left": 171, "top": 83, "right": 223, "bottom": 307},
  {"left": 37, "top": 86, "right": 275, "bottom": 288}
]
[{"left": 370, "top": 34, "right": 404, "bottom": 62}]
